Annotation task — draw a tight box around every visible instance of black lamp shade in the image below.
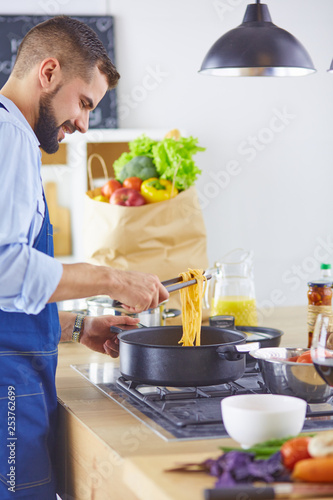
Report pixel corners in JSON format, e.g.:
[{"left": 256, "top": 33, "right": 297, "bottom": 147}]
[
  {"left": 199, "top": 4, "right": 316, "bottom": 77},
  {"left": 328, "top": 60, "right": 333, "bottom": 73}
]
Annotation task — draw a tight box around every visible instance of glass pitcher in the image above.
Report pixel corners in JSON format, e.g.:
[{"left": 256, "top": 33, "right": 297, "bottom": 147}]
[{"left": 205, "top": 248, "right": 258, "bottom": 326}]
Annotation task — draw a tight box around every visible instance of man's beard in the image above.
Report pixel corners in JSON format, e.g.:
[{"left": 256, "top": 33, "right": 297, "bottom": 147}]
[{"left": 34, "top": 87, "right": 62, "bottom": 155}]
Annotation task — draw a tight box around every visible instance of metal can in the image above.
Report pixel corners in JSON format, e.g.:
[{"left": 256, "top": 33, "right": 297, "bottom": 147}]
[{"left": 86, "top": 296, "right": 180, "bottom": 327}]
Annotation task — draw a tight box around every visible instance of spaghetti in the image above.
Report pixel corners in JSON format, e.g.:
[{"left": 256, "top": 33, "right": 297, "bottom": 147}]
[{"left": 178, "top": 268, "right": 207, "bottom": 347}]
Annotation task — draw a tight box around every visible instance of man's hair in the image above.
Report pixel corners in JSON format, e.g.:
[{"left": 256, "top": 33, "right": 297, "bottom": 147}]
[{"left": 12, "top": 16, "right": 120, "bottom": 89}]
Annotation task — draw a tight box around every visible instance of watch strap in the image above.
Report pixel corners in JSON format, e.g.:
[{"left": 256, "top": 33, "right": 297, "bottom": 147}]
[{"left": 72, "top": 314, "right": 85, "bottom": 343}]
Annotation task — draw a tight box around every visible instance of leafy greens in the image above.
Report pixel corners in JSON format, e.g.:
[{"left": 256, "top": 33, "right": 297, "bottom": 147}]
[{"left": 113, "top": 134, "right": 205, "bottom": 190}]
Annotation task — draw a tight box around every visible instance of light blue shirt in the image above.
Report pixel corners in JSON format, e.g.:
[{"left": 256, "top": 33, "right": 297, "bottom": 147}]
[{"left": 0, "top": 95, "right": 63, "bottom": 314}]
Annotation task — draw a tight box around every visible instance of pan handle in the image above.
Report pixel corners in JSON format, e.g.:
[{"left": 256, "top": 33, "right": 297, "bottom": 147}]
[
  {"left": 217, "top": 342, "right": 260, "bottom": 361},
  {"left": 162, "top": 308, "right": 181, "bottom": 320},
  {"left": 110, "top": 323, "right": 145, "bottom": 335},
  {"left": 110, "top": 326, "right": 124, "bottom": 335}
]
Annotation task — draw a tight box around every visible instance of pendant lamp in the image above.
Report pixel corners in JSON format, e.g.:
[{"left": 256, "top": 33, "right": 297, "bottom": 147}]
[
  {"left": 328, "top": 60, "right": 333, "bottom": 73},
  {"left": 199, "top": 0, "right": 316, "bottom": 77}
]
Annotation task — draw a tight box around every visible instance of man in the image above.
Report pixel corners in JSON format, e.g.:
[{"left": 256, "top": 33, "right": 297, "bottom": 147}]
[{"left": 0, "top": 16, "right": 168, "bottom": 499}]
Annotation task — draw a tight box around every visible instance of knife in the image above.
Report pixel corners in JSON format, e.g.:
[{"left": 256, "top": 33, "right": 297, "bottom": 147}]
[{"left": 204, "top": 484, "right": 333, "bottom": 500}]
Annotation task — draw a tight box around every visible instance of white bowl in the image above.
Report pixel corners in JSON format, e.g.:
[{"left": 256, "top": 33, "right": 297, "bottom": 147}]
[{"left": 221, "top": 394, "right": 307, "bottom": 448}]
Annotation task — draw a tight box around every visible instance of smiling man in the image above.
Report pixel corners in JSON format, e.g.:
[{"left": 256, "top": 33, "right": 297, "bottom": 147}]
[
  {"left": 35, "top": 64, "right": 108, "bottom": 152},
  {"left": 3, "top": 17, "right": 113, "bottom": 153},
  {"left": 0, "top": 16, "right": 168, "bottom": 500}
]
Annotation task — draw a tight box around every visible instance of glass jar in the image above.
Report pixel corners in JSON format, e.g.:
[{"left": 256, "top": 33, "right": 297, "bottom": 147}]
[
  {"left": 307, "top": 282, "right": 333, "bottom": 347},
  {"left": 205, "top": 249, "right": 258, "bottom": 326}
]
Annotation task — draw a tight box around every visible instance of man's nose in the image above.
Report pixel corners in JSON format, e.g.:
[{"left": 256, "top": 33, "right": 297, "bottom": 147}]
[{"left": 75, "top": 111, "right": 89, "bottom": 134}]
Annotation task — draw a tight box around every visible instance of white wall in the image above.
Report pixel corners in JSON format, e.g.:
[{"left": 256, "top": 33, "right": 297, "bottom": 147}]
[{"left": 3, "top": 0, "right": 333, "bottom": 312}]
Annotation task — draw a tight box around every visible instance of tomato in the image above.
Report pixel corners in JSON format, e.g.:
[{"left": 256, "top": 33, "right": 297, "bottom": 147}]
[
  {"left": 123, "top": 177, "right": 142, "bottom": 192},
  {"left": 296, "top": 351, "right": 312, "bottom": 363},
  {"left": 101, "top": 179, "right": 122, "bottom": 198},
  {"left": 322, "top": 288, "right": 333, "bottom": 305},
  {"left": 281, "top": 437, "right": 312, "bottom": 470},
  {"left": 308, "top": 291, "right": 322, "bottom": 304},
  {"left": 308, "top": 286, "right": 332, "bottom": 306}
]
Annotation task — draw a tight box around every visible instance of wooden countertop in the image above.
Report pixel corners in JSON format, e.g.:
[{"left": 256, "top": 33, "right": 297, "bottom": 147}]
[{"left": 55, "top": 306, "right": 324, "bottom": 499}]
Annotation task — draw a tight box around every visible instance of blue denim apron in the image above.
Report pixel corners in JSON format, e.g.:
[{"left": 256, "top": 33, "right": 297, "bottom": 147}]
[{"left": 0, "top": 197, "right": 60, "bottom": 499}]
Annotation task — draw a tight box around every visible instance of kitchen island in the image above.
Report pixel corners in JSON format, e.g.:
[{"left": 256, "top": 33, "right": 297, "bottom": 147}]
[{"left": 55, "top": 306, "right": 322, "bottom": 499}]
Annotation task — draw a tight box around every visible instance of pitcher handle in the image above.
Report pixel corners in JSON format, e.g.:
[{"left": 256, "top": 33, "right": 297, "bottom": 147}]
[{"left": 204, "top": 266, "right": 219, "bottom": 310}]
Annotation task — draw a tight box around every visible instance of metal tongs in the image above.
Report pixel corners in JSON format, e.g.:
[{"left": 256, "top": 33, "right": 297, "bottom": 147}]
[
  {"left": 112, "top": 272, "right": 211, "bottom": 308},
  {"left": 161, "top": 272, "right": 212, "bottom": 292}
]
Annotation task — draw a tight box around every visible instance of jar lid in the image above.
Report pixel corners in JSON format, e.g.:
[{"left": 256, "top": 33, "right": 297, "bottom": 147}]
[
  {"left": 209, "top": 315, "right": 235, "bottom": 329},
  {"left": 321, "top": 263, "right": 331, "bottom": 270},
  {"left": 308, "top": 281, "right": 333, "bottom": 287}
]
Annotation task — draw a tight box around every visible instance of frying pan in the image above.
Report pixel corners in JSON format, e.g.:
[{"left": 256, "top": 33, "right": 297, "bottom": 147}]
[
  {"left": 209, "top": 316, "right": 284, "bottom": 348},
  {"left": 110, "top": 325, "right": 259, "bottom": 387},
  {"left": 209, "top": 316, "right": 284, "bottom": 365}
]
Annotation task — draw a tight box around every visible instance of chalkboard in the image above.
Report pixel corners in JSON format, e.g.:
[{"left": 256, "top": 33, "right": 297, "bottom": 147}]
[{"left": 0, "top": 15, "right": 118, "bottom": 128}]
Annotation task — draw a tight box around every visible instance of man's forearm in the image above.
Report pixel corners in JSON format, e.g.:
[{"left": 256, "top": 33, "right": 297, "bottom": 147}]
[
  {"left": 48, "top": 262, "right": 111, "bottom": 303},
  {"left": 48, "top": 262, "right": 169, "bottom": 314},
  {"left": 58, "top": 310, "right": 77, "bottom": 342}
]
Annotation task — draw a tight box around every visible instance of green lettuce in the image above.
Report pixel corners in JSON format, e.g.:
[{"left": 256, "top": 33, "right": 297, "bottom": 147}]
[
  {"left": 113, "top": 134, "right": 205, "bottom": 190},
  {"left": 152, "top": 136, "right": 205, "bottom": 191},
  {"left": 129, "top": 134, "right": 157, "bottom": 157}
]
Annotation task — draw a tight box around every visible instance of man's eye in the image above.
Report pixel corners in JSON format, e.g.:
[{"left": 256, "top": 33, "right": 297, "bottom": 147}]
[{"left": 80, "top": 100, "right": 86, "bottom": 108}]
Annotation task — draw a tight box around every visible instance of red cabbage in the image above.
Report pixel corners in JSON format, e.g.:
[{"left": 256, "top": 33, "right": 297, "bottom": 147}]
[{"left": 204, "top": 450, "right": 290, "bottom": 487}]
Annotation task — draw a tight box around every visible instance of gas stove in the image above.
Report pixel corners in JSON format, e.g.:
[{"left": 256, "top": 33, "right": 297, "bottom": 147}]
[{"left": 72, "top": 363, "right": 333, "bottom": 442}]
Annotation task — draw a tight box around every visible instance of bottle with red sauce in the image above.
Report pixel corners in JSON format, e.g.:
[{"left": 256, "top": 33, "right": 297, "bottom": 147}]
[{"left": 307, "top": 281, "right": 333, "bottom": 347}]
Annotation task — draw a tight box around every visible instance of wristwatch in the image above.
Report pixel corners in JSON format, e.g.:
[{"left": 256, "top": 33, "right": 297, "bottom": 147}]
[{"left": 72, "top": 314, "right": 85, "bottom": 343}]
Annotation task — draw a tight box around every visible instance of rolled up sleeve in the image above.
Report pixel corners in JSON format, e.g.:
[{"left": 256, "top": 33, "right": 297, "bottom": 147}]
[
  {"left": 0, "top": 243, "right": 63, "bottom": 315},
  {"left": 0, "top": 121, "right": 63, "bottom": 314}
]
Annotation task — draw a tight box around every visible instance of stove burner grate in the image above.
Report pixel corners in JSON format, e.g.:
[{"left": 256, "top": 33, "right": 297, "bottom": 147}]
[
  {"left": 116, "top": 366, "right": 333, "bottom": 432},
  {"left": 116, "top": 373, "right": 270, "bottom": 428},
  {"left": 72, "top": 362, "right": 333, "bottom": 441}
]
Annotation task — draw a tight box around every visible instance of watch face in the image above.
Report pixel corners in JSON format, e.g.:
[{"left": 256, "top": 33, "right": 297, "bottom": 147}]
[{"left": 72, "top": 314, "right": 85, "bottom": 342}]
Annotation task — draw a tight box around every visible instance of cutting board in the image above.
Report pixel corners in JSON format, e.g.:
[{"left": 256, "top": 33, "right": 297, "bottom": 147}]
[
  {"left": 44, "top": 182, "right": 72, "bottom": 256},
  {"left": 123, "top": 452, "right": 216, "bottom": 500}
]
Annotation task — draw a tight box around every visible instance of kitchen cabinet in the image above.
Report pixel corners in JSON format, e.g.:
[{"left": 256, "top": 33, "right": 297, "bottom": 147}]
[
  {"left": 44, "top": 182, "right": 71, "bottom": 256},
  {"left": 44, "top": 129, "right": 170, "bottom": 261},
  {"left": 55, "top": 306, "right": 331, "bottom": 500}
]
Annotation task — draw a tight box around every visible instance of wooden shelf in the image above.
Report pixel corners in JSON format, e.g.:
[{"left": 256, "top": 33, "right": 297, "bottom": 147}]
[
  {"left": 86, "top": 142, "right": 130, "bottom": 187},
  {"left": 41, "top": 143, "right": 67, "bottom": 165}
]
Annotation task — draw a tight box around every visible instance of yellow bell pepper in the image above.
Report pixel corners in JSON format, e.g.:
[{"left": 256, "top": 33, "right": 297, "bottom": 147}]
[{"left": 140, "top": 178, "right": 178, "bottom": 203}]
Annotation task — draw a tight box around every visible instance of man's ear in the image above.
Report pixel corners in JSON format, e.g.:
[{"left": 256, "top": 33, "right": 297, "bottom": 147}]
[{"left": 38, "top": 58, "right": 62, "bottom": 91}]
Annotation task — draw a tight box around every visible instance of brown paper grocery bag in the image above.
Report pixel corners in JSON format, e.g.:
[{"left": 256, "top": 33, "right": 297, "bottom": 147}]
[{"left": 84, "top": 155, "right": 209, "bottom": 316}]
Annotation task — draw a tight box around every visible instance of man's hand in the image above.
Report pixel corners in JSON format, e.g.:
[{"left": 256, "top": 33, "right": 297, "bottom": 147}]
[
  {"left": 108, "top": 269, "right": 169, "bottom": 313},
  {"left": 79, "top": 315, "right": 139, "bottom": 358}
]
